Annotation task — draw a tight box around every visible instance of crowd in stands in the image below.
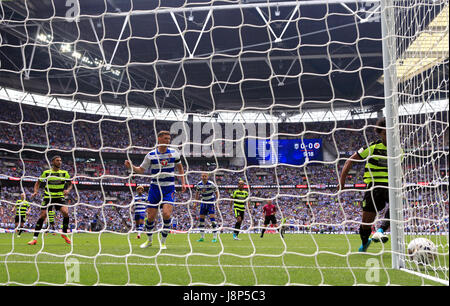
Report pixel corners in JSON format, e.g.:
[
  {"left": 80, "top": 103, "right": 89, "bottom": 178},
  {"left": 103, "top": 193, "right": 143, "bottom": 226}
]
[
  {"left": 0, "top": 181, "right": 447, "bottom": 234},
  {"left": 0, "top": 100, "right": 448, "bottom": 234},
  {"left": 0, "top": 185, "right": 373, "bottom": 233},
  {"left": 1, "top": 100, "right": 447, "bottom": 155}
]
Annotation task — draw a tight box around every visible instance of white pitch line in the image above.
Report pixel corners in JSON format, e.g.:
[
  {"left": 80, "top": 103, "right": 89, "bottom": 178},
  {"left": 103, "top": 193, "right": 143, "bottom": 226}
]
[{"left": 3, "top": 260, "right": 391, "bottom": 270}]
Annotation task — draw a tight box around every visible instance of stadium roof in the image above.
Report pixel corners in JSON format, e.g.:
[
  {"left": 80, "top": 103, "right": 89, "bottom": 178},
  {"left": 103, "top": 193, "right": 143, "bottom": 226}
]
[{"left": 0, "top": 0, "right": 447, "bottom": 116}]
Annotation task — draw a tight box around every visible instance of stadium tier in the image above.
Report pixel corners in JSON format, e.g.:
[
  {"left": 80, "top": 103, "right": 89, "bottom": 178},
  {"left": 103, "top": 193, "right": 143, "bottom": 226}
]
[{"left": 0, "top": 0, "right": 447, "bottom": 288}]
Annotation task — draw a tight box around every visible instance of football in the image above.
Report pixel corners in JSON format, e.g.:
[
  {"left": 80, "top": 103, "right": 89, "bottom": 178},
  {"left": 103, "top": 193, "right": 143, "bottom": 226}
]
[
  {"left": 372, "top": 231, "right": 383, "bottom": 243},
  {"left": 371, "top": 231, "right": 388, "bottom": 243},
  {"left": 407, "top": 238, "right": 437, "bottom": 265}
]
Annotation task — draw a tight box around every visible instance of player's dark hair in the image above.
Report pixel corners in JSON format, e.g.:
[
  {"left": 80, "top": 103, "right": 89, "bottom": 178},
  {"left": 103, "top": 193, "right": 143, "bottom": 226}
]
[
  {"left": 375, "top": 118, "right": 386, "bottom": 134},
  {"left": 157, "top": 130, "right": 171, "bottom": 138}
]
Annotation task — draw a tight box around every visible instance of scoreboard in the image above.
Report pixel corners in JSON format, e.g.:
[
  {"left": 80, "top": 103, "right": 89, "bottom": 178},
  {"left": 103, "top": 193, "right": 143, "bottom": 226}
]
[{"left": 245, "top": 138, "right": 323, "bottom": 165}]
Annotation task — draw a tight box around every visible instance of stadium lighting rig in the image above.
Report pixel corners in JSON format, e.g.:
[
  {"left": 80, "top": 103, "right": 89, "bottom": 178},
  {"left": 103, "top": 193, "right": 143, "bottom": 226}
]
[
  {"left": 36, "top": 31, "right": 122, "bottom": 78},
  {"left": 380, "top": 4, "right": 449, "bottom": 83}
]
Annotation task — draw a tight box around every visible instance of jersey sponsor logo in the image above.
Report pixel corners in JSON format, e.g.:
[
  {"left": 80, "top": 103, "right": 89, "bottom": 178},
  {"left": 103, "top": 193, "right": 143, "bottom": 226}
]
[{"left": 161, "top": 159, "right": 169, "bottom": 166}]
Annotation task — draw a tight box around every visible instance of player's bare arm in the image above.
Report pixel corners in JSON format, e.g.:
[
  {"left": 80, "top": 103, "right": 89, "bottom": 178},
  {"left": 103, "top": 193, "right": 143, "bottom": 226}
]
[
  {"left": 31, "top": 180, "right": 40, "bottom": 198},
  {"left": 176, "top": 162, "right": 186, "bottom": 192},
  {"left": 124, "top": 160, "right": 146, "bottom": 174},
  {"left": 194, "top": 191, "right": 200, "bottom": 209},
  {"left": 64, "top": 180, "right": 73, "bottom": 197},
  {"left": 338, "top": 152, "right": 362, "bottom": 191}
]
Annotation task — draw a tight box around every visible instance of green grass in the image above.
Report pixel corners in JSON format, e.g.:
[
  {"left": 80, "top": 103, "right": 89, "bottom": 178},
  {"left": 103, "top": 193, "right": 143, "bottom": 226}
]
[{"left": 0, "top": 232, "right": 447, "bottom": 286}]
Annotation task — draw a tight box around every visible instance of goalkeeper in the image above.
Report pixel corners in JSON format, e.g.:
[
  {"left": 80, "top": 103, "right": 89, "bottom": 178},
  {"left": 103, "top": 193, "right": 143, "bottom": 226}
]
[
  {"left": 260, "top": 200, "right": 278, "bottom": 238},
  {"left": 339, "top": 118, "right": 391, "bottom": 252}
]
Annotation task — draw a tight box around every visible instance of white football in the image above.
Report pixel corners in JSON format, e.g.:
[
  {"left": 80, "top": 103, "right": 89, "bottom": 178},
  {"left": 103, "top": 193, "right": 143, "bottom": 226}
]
[
  {"left": 371, "top": 231, "right": 383, "bottom": 242},
  {"left": 407, "top": 238, "right": 437, "bottom": 265}
]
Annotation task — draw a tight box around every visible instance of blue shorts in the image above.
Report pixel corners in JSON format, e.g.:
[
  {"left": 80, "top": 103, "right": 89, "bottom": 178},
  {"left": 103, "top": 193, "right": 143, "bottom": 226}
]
[
  {"left": 199, "top": 203, "right": 215, "bottom": 216},
  {"left": 134, "top": 212, "right": 146, "bottom": 220},
  {"left": 147, "top": 184, "right": 175, "bottom": 208}
]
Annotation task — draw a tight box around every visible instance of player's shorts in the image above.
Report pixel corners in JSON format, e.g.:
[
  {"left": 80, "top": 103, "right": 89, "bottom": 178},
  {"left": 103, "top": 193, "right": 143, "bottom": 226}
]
[
  {"left": 134, "top": 212, "right": 146, "bottom": 221},
  {"left": 147, "top": 184, "right": 175, "bottom": 209},
  {"left": 264, "top": 215, "right": 277, "bottom": 225},
  {"left": 233, "top": 207, "right": 245, "bottom": 219},
  {"left": 199, "top": 203, "right": 215, "bottom": 216},
  {"left": 41, "top": 197, "right": 66, "bottom": 211},
  {"left": 15, "top": 215, "right": 26, "bottom": 224},
  {"left": 362, "top": 184, "right": 389, "bottom": 213}
]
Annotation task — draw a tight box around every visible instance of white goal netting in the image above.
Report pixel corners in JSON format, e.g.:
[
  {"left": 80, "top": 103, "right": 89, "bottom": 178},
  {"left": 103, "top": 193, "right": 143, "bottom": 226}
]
[
  {"left": 393, "top": 1, "right": 449, "bottom": 284},
  {"left": 0, "top": 0, "right": 448, "bottom": 286}
]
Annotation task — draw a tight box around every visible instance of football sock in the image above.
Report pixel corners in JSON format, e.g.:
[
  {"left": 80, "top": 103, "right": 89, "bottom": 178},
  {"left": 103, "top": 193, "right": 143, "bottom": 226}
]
[
  {"left": 211, "top": 218, "right": 218, "bottom": 239},
  {"left": 234, "top": 222, "right": 241, "bottom": 237},
  {"left": 62, "top": 216, "right": 69, "bottom": 233},
  {"left": 161, "top": 218, "right": 172, "bottom": 244},
  {"left": 359, "top": 226, "right": 372, "bottom": 246},
  {"left": 199, "top": 218, "right": 205, "bottom": 239},
  {"left": 32, "top": 218, "right": 45, "bottom": 239},
  {"left": 145, "top": 219, "right": 155, "bottom": 241},
  {"left": 380, "top": 209, "right": 390, "bottom": 233}
]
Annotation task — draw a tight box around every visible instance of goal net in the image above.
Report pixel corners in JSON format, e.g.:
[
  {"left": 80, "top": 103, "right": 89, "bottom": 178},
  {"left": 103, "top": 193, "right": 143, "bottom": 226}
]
[
  {"left": 389, "top": 0, "right": 449, "bottom": 284},
  {"left": 0, "top": 0, "right": 448, "bottom": 287}
]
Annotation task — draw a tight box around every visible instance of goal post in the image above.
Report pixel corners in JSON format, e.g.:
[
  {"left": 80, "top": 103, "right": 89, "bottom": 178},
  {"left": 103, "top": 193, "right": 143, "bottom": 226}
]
[
  {"left": 380, "top": 0, "right": 449, "bottom": 284},
  {"left": 380, "top": 0, "right": 405, "bottom": 271}
]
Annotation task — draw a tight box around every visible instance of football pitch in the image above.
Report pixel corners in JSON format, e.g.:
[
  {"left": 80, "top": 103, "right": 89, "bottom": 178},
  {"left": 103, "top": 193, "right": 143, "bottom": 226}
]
[{"left": 0, "top": 232, "right": 447, "bottom": 286}]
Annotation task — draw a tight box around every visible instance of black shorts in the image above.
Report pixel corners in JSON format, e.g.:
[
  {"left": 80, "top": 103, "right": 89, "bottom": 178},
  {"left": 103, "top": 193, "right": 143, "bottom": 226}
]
[
  {"left": 233, "top": 208, "right": 245, "bottom": 219},
  {"left": 362, "top": 185, "right": 389, "bottom": 213},
  {"left": 15, "top": 215, "right": 26, "bottom": 224},
  {"left": 264, "top": 215, "right": 277, "bottom": 225},
  {"left": 41, "top": 197, "right": 66, "bottom": 211}
]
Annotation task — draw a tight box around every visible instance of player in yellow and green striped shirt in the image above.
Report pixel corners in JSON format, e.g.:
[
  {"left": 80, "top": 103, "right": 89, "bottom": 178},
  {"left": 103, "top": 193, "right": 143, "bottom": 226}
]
[
  {"left": 231, "top": 180, "right": 249, "bottom": 240},
  {"left": 339, "top": 118, "right": 391, "bottom": 252},
  {"left": 28, "top": 155, "right": 73, "bottom": 245},
  {"left": 13, "top": 193, "right": 31, "bottom": 237}
]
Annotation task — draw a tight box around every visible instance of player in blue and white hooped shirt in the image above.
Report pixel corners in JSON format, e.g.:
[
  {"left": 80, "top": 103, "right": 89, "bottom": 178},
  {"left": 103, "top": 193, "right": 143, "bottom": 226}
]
[
  {"left": 133, "top": 185, "right": 147, "bottom": 239},
  {"left": 194, "top": 172, "right": 220, "bottom": 242},
  {"left": 125, "top": 131, "right": 186, "bottom": 250}
]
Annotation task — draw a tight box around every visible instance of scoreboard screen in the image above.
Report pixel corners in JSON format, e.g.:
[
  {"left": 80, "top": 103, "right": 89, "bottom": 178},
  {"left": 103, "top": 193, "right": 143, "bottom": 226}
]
[{"left": 245, "top": 138, "right": 323, "bottom": 165}]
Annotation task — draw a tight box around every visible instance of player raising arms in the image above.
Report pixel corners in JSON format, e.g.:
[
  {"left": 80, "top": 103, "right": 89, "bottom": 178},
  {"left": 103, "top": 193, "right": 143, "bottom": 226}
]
[
  {"left": 133, "top": 185, "right": 147, "bottom": 239},
  {"left": 28, "top": 155, "right": 72, "bottom": 245},
  {"left": 194, "top": 172, "right": 220, "bottom": 243},
  {"left": 339, "top": 118, "right": 391, "bottom": 252},
  {"left": 125, "top": 131, "right": 186, "bottom": 250},
  {"left": 231, "top": 179, "right": 249, "bottom": 240}
]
